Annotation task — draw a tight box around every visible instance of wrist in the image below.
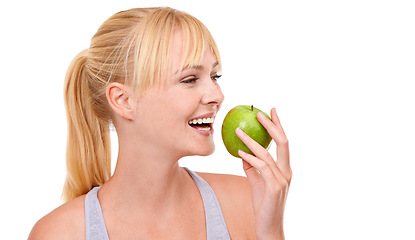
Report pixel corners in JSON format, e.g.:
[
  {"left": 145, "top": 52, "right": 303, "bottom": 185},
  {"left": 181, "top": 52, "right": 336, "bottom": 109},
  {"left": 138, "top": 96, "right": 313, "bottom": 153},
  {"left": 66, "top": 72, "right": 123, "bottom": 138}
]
[{"left": 257, "top": 230, "right": 284, "bottom": 240}]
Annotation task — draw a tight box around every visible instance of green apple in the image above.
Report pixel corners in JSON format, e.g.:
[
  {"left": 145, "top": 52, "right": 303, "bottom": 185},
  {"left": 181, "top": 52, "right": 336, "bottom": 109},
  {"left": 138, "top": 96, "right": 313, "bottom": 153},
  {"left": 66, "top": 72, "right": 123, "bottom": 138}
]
[{"left": 221, "top": 105, "right": 272, "bottom": 158}]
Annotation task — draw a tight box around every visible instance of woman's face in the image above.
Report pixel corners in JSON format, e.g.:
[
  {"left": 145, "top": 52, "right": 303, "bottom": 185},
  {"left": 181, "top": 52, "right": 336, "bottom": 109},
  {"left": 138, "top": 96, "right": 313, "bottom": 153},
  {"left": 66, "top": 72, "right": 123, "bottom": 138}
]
[{"left": 131, "top": 32, "right": 224, "bottom": 158}]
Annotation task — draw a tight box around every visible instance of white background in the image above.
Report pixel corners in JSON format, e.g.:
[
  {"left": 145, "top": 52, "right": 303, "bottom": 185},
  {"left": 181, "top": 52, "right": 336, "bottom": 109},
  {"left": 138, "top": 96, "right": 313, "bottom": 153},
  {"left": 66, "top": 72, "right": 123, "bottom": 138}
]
[{"left": 1, "top": 0, "right": 414, "bottom": 239}]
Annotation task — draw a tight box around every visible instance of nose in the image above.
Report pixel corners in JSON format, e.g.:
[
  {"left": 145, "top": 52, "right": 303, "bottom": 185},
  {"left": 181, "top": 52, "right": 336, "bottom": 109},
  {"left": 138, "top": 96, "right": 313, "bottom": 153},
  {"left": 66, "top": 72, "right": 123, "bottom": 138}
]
[{"left": 201, "top": 79, "right": 225, "bottom": 106}]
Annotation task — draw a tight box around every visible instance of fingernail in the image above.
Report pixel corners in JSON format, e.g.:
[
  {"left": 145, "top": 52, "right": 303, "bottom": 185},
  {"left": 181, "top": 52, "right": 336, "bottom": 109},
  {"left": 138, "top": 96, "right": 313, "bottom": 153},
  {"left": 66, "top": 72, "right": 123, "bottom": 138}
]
[
  {"left": 257, "top": 112, "right": 266, "bottom": 120},
  {"left": 238, "top": 150, "right": 246, "bottom": 156},
  {"left": 235, "top": 127, "right": 243, "bottom": 134}
]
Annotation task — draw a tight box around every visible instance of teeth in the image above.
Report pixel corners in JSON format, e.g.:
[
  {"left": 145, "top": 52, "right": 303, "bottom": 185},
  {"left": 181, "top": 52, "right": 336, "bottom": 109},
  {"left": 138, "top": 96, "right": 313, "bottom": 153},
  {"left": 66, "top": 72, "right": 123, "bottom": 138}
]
[{"left": 189, "top": 117, "right": 214, "bottom": 125}]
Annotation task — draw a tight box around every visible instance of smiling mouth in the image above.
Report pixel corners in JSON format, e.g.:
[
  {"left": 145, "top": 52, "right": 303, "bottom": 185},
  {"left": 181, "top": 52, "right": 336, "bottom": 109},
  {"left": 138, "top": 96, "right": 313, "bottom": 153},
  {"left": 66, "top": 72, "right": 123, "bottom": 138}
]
[{"left": 188, "top": 117, "right": 214, "bottom": 131}]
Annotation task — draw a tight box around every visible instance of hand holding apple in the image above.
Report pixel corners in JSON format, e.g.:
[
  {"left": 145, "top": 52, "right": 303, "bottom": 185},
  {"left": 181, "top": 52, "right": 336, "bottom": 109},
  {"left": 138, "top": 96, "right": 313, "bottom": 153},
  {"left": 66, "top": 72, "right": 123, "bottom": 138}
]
[
  {"left": 221, "top": 105, "right": 272, "bottom": 158},
  {"left": 227, "top": 107, "right": 292, "bottom": 239}
]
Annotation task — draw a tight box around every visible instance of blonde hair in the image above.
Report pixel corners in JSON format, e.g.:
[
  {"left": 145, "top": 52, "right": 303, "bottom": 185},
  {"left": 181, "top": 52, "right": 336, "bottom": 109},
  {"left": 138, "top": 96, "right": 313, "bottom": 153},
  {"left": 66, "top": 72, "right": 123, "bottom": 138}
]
[{"left": 62, "top": 7, "right": 221, "bottom": 202}]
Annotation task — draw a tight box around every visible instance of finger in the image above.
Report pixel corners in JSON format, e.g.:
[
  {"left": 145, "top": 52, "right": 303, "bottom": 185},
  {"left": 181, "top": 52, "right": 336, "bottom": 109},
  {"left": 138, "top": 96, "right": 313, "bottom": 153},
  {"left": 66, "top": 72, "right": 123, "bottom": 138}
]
[
  {"left": 239, "top": 150, "right": 288, "bottom": 191},
  {"left": 235, "top": 127, "right": 279, "bottom": 176},
  {"left": 270, "top": 108, "right": 291, "bottom": 178},
  {"left": 238, "top": 150, "right": 278, "bottom": 185},
  {"left": 257, "top": 109, "right": 288, "bottom": 146},
  {"left": 257, "top": 109, "right": 291, "bottom": 177},
  {"left": 241, "top": 158, "right": 262, "bottom": 186}
]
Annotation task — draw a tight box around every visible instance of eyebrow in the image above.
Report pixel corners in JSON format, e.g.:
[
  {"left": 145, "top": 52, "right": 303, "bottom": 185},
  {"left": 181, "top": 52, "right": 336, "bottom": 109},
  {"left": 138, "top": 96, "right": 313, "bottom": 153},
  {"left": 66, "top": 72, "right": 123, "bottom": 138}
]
[
  {"left": 188, "top": 61, "right": 219, "bottom": 70},
  {"left": 175, "top": 61, "right": 219, "bottom": 74}
]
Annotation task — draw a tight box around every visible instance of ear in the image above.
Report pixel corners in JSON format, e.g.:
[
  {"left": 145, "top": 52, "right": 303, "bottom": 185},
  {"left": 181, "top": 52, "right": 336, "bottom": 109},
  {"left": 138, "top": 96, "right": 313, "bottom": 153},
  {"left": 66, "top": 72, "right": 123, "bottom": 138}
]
[{"left": 106, "top": 83, "right": 134, "bottom": 120}]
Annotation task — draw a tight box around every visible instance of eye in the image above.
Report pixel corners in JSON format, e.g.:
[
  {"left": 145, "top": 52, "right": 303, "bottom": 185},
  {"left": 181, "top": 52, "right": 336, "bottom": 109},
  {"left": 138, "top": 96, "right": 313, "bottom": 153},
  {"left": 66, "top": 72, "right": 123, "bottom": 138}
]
[
  {"left": 211, "top": 74, "right": 222, "bottom": 81},
  {"left": 181, "top": 77, "right": 199, "bottom": 84}
]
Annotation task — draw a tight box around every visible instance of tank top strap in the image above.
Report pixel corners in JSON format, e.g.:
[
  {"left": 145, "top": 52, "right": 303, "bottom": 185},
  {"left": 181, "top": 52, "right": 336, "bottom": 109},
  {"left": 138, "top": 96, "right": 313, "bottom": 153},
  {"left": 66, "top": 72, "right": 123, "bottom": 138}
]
[
  {"left": 84, "top": 168, "right": 231, "bottom": 239},
  {"left": 85, "top": 186, "right": 110, "bottom": 240},
  {"left": 183, "top": 167, "right": 231, "bottom": 240}
]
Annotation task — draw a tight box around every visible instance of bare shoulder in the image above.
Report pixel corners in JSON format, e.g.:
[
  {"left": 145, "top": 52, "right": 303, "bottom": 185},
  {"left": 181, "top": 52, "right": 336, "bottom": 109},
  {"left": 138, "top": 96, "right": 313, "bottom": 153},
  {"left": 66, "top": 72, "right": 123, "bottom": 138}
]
[
  {"left": 196, "top": 171, "right": 256, "bottom": 239},
  {"left": 28, "top": 195, "right": 86, "bottom": 240},
  {"left": 196, "top": 171, "right": 251, "bottom": 198}
]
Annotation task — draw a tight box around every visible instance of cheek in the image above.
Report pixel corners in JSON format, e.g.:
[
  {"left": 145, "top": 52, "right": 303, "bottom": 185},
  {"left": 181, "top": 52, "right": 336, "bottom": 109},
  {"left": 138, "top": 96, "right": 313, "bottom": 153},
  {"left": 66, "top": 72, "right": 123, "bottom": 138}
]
[
  {"left": 137, "top": 93, "right": 189, "bottom": 130},
  {"left": 135, "top": 88, "right": 201, "bottom": 131},
  {"left": 162, "top": 91, "right": 200, "bottom": 114}
]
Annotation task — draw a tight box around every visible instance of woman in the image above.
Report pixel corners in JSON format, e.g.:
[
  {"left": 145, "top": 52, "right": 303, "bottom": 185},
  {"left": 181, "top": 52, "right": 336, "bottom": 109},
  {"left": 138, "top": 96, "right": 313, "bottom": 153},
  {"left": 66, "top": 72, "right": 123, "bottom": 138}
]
[{"left": 29, "top": 7, "right": 292, "bottom": 240}]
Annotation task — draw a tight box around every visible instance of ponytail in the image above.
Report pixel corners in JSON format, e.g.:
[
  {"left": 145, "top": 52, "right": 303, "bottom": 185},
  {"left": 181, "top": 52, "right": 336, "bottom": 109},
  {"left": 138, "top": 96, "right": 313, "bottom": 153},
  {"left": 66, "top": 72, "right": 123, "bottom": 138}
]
[{"left": 62, "top": 50, "right": 111, "bottom": 202}]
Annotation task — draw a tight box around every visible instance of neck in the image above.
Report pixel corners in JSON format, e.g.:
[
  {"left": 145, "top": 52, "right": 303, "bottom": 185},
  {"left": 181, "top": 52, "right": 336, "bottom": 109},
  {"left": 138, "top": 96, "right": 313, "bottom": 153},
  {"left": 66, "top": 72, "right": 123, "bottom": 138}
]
[{"left": 98, "top": 135, "right": 193, "bottom": 215}]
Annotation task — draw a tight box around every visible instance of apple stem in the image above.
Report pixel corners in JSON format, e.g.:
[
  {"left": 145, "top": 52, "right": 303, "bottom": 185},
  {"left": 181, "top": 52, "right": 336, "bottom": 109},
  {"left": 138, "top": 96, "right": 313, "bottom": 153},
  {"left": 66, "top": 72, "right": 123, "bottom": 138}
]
[{"left": 251, "top": 105, "right": 253, "bottom": 111}]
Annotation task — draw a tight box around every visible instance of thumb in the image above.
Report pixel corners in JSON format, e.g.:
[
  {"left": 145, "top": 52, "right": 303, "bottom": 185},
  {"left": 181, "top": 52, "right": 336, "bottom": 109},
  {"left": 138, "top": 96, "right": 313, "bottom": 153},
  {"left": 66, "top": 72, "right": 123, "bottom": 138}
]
[{"left": 242, "top": 158, "right": 261, "bottom": 185}]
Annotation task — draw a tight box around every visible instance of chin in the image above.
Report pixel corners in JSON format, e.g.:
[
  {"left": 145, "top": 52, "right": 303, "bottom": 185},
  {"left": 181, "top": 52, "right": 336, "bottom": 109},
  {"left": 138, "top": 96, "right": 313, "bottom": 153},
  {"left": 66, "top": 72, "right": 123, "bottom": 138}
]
[
  {"left": 198, "top": 148, "right": 215, "bottom": 156},
  {"left": 185, "top": 144, "right": 215, "bottom": 157}
]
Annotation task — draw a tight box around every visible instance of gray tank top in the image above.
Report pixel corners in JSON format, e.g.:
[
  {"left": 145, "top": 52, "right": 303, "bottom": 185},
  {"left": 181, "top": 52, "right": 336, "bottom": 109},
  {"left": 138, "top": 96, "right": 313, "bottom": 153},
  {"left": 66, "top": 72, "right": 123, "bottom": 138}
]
[{"left": 85, "top": 167, "right": 231, "bottom": 239}]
